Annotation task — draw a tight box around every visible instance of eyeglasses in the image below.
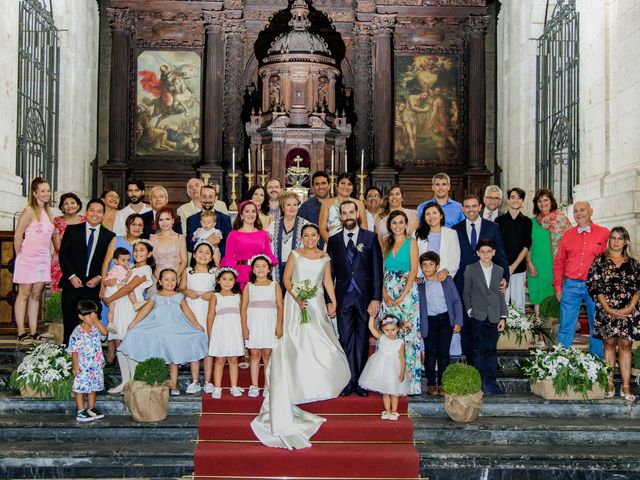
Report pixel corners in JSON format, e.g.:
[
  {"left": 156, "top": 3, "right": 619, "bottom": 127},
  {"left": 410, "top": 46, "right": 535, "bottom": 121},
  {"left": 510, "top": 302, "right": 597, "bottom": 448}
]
[
  {"left": 485, "top": 196, "right": 501, "bottom": 201},
  {"left": 366, "top": 195, "right": 381, "bottom": 199}
]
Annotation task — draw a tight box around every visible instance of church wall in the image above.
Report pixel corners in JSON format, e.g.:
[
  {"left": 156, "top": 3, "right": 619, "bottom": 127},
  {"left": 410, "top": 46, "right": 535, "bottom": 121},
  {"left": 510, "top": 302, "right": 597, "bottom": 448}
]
[{"left": 497, "top": 0, "right": 640, "bottom": 249}]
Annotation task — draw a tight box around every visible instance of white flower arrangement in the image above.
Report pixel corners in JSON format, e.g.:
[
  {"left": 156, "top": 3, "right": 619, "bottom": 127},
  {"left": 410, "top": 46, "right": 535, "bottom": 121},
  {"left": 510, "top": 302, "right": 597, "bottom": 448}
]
[
  {"left": 520, "top": 345, "right": 610, "bottom": 398},
  {"left": 356, "top": 243, "right": 364, "bottom": 253},
  {"left": 291, "top": 279, "right": 318, "bottom": 324},
  {"left": 503, "top": 304, "right": 547, "bottom": 345},
  {"left": 8, "top": 343, "right": 73, "bottom": 399}
]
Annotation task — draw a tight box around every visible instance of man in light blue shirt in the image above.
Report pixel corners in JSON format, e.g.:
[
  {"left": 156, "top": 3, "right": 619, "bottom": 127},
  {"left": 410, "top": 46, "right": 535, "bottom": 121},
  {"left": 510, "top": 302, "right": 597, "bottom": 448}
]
[{"left": 416, "top": 172, "right": 465, "bottom": 228}]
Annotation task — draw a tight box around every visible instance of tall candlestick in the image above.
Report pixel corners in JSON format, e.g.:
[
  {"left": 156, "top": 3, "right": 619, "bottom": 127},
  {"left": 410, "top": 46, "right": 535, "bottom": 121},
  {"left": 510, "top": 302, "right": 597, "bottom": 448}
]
[
  {"left": 360, "top": 149, "right": 364, "bottom": 175},
  {"left": 232, "top": 147, "right": 236, "bottom": 172},
  {"left": 331, "top": 150, "right": 335, "bottom": 174},
  {"left": 261, "top": 147, "right": 265, "bottom": 173},
  {"left": 345, "top": 149, "right": 348, "bottom": 172},
  {"left": 248, "top": 148, "right": 251, "bottom": 174}
]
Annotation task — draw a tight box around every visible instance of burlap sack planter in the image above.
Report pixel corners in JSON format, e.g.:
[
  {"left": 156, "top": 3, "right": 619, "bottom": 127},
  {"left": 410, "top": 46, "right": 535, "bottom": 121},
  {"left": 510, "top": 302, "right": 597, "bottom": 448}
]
[
  {"left": 497, "top": 331, "right": 535, "bottom": 350},
  {"left": 541, "top": 317, "right": 560, "bottom": 342},
  {"left": 123, "top": 380, "right": 170, "bottom": 422},
  {"left": 443, "top": 391, "right": 483, "bottom": 422},
  {"left": 20, "top": 385, "right": 51, "bottom": 398},
  {"left": 530, "top": 379, "right": 605, "bottom": 401}
]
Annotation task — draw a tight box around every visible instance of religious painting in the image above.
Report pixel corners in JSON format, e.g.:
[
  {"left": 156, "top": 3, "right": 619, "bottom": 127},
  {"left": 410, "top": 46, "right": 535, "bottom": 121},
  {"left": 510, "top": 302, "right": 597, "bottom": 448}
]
[
  {"left": 394, "top": 54, "right": 460, "bottom": 165},
  {"left": 135, "top": 50, "right": 201, "bottom": 156}
]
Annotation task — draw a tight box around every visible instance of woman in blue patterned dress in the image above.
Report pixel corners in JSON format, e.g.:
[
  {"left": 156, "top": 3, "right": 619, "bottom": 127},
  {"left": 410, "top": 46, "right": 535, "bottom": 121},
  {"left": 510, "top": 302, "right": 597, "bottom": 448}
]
[
  {"left": 381, "top": 210, "right": 421, "bottom": 394},
  {"left": 67, "top": 300, "right": 108, "bottom": 422}
]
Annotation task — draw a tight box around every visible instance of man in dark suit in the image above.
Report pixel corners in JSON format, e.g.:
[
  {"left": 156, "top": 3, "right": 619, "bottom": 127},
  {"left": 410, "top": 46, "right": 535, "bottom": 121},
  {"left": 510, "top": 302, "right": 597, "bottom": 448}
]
[
  {"left": 452, "top": 194, "right": 509, "bottom": 364},
  {"left": 141, "top": 185, "right": 182, "bottom": 238},
  {"left": 185, "top": 184, "right": 232, "bottom": 256},
  {"left": 327, "top": 200, "right": 383, "bottom": 396},
  {"left": 59, "top": 198, "right": 115, "bottom": 344}
]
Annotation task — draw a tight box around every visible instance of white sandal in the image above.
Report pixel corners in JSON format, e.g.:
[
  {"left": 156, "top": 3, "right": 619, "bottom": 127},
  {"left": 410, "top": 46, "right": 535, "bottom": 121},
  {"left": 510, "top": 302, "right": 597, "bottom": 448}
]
[{"left": 621, "top": 386, "right": 636, "bottom": 403}]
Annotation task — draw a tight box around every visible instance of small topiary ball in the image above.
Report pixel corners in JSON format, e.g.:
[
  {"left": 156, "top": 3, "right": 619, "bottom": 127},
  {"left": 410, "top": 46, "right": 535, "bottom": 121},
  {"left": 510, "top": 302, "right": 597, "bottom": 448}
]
[
  {"left": 133, "top": 358, "right": 169, "bottom": 386},
  {"left": 441, "top": 362, "right": 482, "bottom": 396}
]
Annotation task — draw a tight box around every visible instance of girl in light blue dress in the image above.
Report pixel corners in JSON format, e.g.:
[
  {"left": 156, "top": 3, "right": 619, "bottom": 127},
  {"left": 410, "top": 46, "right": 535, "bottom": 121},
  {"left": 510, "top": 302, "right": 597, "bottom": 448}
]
[{"left": 118, "top": 268, "right": 209, "bottom": 396}]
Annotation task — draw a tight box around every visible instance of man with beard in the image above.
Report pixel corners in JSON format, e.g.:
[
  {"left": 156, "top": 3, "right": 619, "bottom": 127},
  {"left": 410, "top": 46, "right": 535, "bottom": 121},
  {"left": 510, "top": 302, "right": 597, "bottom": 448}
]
[
  {"left": 113, "top": 179, "right": 152, "bottom": 236},
  {"left": 186, "top": 184, "right": 232, "bottom": 256},
  {"left": 327, "top": 200, "right": 383, "bottom": 396},
  {"left": 141, "top": 186, "right": 182, "bottom": 238},
  {"left": 177, "top": 178, "right": 229, "bottom": 236},
  {"left": 266, "top": 178, "right": 283, "bottom": 221},
  {"left": 299, "top": 171, "right": 331, "bottom": 248}
]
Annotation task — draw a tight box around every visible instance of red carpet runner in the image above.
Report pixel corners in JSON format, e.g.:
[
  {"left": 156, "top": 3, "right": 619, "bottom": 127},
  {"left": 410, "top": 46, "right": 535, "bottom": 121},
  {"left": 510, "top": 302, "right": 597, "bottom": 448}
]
[{"left": 193, "top": 368, "right": 420, "bottom": 479}]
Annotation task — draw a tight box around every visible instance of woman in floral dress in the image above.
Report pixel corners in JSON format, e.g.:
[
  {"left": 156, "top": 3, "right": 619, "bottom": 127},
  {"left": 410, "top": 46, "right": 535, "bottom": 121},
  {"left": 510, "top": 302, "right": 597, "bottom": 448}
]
[
  {"left": 587, "top": 227, "right": 640, "bottom": 402},
  {"left": 381, "top": 210, "right": 421, "bottom": 394},
  {"left": 51, "top": 193, "right": 85, "bottom": 292}
]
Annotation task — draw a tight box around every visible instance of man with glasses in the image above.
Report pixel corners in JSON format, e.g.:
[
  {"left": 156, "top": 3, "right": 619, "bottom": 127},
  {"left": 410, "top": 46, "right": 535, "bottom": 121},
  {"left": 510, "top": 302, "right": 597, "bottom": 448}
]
[
  {"left": 482, "top": 185, "right": 503, "bottom": 222},
  {"left": 364, "top": 186, "right": 382, "bottom": 232}
]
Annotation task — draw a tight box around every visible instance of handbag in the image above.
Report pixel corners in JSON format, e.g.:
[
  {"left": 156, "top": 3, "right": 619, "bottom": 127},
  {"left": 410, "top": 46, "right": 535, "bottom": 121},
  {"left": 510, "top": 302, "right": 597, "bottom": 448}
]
[{"left": 449, "top": 332, "right": 462, "bottom": 357}]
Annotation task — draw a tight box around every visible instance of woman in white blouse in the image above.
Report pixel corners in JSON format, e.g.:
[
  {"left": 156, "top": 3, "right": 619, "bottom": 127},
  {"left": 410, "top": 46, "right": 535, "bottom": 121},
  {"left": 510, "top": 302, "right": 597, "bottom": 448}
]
[{"left": 414, "top": 201, "right": 460, "bottom": 280}]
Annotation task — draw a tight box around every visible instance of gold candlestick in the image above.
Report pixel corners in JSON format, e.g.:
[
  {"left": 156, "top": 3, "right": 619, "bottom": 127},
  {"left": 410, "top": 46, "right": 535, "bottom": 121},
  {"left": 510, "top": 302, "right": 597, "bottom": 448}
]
[
  {"left": 228, "top": 172, "right": 239, "bottom": 211},
  {"left": 329, "top": 173, "right": 337, "bottom": 196},
  {"left": 258, "top": 172, "right": 269, "bottom": 187},
  {"left": 245, "top": 172, "right": 254, "bottom": 189},
  {"left": 357, "top": 173, "right": 367, "bottom": 202}
]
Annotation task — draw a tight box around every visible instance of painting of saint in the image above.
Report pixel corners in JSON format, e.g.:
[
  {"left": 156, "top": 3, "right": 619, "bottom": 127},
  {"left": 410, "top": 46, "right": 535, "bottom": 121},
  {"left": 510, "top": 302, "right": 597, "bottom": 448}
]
[
  {"left": 135, "top": 50, "right": 201, "bottom": 156},
  {"left": 394, "top": 54, "right": 460, "bottom": 165}
]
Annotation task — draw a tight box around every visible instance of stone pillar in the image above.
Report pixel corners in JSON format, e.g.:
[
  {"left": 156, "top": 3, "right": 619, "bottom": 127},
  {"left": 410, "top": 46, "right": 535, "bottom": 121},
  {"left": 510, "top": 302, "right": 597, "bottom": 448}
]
[
  {"left": 223, "top": 19, "right": 247, "bottom": 199},
  {"left": 352, "top": 22, "right": 373, "bottom": 171},
  {"left": 101, "top": 8, "right": 132, "bottom": 194},
  {"left": 371, "top": 15, "right": 397, "bottom": 187},
  {"left": 199, "top": 12, "right": 225, "bottom": 187}
]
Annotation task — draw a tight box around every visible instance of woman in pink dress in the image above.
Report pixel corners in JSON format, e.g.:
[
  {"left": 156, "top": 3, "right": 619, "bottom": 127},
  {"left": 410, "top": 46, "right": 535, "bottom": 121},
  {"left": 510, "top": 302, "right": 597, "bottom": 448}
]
[
  {"left": 150, "top": 206, "right": 188, "bottom": 288},
  {"left": 50, "top": 192, "right": 85, "bottom": 292},
  {"left": 221, "top": 200, "right": 277, "bottom": 290},
  {"left": 13, "top": 177, "right": 60, "bottom": 344}
]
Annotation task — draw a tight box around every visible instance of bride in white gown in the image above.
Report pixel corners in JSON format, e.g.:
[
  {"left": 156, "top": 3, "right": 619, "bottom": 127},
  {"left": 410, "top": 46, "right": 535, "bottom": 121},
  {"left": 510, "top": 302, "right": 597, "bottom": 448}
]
[{"left": 251, "top": 224, "right": 351, "bottom": 449}]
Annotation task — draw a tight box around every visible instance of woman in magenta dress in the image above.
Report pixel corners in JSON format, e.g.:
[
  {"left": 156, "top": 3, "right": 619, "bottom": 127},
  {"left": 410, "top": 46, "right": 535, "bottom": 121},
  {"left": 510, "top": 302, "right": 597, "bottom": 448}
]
[
  {"left": 13, "top": 177, "right": 60, "bottom": 344},
  {"left": 221, "top": 200, "right": 277, "bottom": 290},
  {"left": 50, "top": 192, "right": 85, "bottom": 292}
]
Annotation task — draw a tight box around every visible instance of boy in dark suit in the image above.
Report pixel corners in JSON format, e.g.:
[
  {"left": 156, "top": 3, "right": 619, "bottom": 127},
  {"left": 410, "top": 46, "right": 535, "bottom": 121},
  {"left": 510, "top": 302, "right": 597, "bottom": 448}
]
[{"left": 462, "top": 239, "right": 507, "bottom": 395}]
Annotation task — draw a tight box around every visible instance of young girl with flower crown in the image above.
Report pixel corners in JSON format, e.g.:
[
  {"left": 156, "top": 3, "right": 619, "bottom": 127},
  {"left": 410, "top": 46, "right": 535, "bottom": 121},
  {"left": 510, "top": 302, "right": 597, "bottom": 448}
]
[
  {"left": 358, "top": 314, "right": 408, "bottom": 420},
  {"left": 207, "top": 268, "right": 245, "bottom": 399},
  {"left": 181, "top": 241, "right": 217, "bottom": 394},
  {"left": 241, "top": 255, "right": 283, "bottom": 397},
  {"left": 103, "top": 239, "right": 155, "bottom": 394}
]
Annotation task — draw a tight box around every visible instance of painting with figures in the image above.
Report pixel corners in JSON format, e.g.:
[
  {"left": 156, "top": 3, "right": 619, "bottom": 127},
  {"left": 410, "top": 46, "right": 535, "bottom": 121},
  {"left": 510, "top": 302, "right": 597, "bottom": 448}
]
[
  {"left": 135, "top": 50, "right": 201, "bottom": 157},
  {"left": 394, "top": 54, "right": 460, "bottom": 165}
]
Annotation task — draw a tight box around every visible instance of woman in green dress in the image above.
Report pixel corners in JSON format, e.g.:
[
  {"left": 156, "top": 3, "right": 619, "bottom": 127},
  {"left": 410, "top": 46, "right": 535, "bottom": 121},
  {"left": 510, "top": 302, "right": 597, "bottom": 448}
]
[
  {"left": 526, "top": 188, "right": 572, "bottom": 319},
  {"left": 380, "top": 210, "right": 421, "bottom": 394}
]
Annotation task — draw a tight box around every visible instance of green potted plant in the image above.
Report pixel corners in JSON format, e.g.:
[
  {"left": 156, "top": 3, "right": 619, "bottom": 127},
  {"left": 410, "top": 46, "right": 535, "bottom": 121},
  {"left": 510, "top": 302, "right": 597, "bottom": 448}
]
[
  {"left": 498, "top": 304, "right": 548, "bottom": 350},
  {"left": 8, "top": 343, "right": 73, "bottom": 399},
  {"left": 44, "top": 291, "right": 64, "bottom": 344},
  {"left": 441, "top": 363, "right": 483, "bottom": 423},
  {"left": 123, "top": 357, "right": 170, "bottom": 422},
  {"left": 520, "top": 345, "right": 609, "bottom": 400},
  {"left": 539, "top": 295, "right": 560, "bottom": 342}
]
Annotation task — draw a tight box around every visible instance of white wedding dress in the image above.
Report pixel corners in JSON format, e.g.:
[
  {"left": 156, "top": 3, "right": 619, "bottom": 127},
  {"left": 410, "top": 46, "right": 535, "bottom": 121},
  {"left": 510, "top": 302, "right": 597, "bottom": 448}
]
[{"left": 251, "top": 251, "right": 351, "bottom": 449}]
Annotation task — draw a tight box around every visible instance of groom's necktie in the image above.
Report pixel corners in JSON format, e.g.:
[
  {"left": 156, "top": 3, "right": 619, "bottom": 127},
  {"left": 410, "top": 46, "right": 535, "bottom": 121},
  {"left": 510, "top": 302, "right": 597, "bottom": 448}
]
[
  {"left": 346, "top": 232, "right": 355, "bottom": 265},
  {"left": 470, "top": 222, "right": 477, "bottom": 253},
  {"left": 86, "top": 227, "right": 96, "bottom": 277}
]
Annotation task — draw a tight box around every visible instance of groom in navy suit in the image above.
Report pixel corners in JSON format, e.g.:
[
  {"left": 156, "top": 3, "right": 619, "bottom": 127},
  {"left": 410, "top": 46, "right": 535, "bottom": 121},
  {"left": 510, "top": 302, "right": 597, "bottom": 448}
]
[
  {"left": 327, "top": 200, "right": 383, "bottom": 396},
  {"left": 452, "top": 195, "right": 510, "bottom": 364}
]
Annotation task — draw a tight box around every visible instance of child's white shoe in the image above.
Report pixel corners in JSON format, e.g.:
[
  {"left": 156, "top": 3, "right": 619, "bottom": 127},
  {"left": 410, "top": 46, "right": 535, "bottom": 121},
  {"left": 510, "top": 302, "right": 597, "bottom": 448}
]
[
  {"left": 380, "top": 411, "right": 390, "bottom": 420},
  {"left": 248, "top": 385, "right": 260, "bottom": 398},
  {"left": 211, "top": 387, "right": 222, "bottom": 399},
  {"left": 387, "top": 412, "right": 399, "bottom": 421},
  {"left": 203, "top": 382, "right": 214, "bottom": 394},
  {"left": 106, "top": 323, "right": 118, "bottom": 334},
  {"left": 230, "top": 386, "right": 244, "bottom": 397},
  {"left": 186, "top": 381, "right": 201, "bottom": 394},
  {"left": 133, "top": 300, "right": 148, "bottom": 312},
  {"left": 170, "top": 388, "right": 181, "bottom": 396}
]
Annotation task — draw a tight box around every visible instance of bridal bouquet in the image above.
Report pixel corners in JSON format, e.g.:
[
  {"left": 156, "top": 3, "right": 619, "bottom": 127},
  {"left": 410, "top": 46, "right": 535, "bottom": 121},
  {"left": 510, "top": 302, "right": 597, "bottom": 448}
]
[{"left": 292, "top": 279, "right": 318, "bottom": 324}]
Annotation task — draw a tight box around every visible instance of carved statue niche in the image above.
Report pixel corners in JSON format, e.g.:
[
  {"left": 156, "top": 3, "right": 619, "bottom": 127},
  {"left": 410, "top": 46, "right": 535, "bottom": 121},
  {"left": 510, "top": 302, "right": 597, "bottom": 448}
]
[
  {"left": 317, "top": 75, "right": 329, "bottom": 111},
  {"left": 268, "top": 75, "right": 281, "bottom": 110}
]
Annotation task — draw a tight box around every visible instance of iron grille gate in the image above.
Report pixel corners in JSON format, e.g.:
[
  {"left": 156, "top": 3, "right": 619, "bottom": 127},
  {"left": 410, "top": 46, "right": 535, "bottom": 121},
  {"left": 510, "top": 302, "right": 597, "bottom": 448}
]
[
  {"left": 535, "top": 0, "right": 579, "bottom": 206},
  {"left": 16, "top": 0, "right": 59, "bottom": 197}
]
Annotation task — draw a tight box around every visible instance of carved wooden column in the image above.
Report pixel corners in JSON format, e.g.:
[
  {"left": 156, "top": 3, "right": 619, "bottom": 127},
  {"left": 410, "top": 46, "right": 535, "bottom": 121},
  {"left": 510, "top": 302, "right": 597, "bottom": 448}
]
[
  {"left": 464, "top": 15, "right": 492, "bottom": 195},
  {"left": 101, "top": 8, "right": 132, "bottom": 194},
  {"left": 223, "top": 19, "right": 247, "bottom": 198},
  {"left": 352, "top": 22, "right": 373, "bottom": 175},
  {"left": 199, "top": 12, "right": 225, "bottom": 187},
  {"left": 371, "top": 15, "right": 397, "bottom": 188}
]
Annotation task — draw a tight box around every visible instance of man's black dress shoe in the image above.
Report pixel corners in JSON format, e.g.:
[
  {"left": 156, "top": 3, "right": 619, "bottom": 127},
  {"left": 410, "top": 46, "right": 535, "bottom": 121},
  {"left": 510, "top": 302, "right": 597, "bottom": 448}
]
[
  {"left": 341, "top": 384, "right": 353, "bottom": 396},
  {"left": 355, "top": 386, "right": 368, "bottom": 397}
]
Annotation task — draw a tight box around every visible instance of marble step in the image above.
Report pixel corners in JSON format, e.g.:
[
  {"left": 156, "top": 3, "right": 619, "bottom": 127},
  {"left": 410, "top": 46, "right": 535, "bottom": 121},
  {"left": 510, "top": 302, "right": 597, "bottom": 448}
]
[
  {"left": 412, "top": 416, "right": 640, "bottom": 445},
  {"left": 0, "top": 439, "right": 194, "bottom": 479},
  {"left": 0, "top": 414, "right": 198, "bottom": 441},
  {"left": 418, "top": 443, "right": 640, "bottom": 480}
]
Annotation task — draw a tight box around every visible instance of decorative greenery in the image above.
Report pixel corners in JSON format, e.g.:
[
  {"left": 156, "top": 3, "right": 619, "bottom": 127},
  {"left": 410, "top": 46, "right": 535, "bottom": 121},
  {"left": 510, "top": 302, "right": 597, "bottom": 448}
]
[
  {"left": 44, "top": 291, "right": 63, "bottom": 323},
  {"left": 133, "top": 358, "right": 169, "bottom": 386},
  {"left": 632, "top": 348, "right": 640, "bottom": 370},
  {"left": 441, "top": 363, "right": 482, "bottom": 396},
  {"left": 520, "top": 345, "right": 610, "bottom": 399},
  {"left": 539, "top": 295, "right": 560, "bottom": 319},
  {"left": 8, "top": 343, "right": 73, "bottom": 399},
  {"left": 502, "top": 305, "right": 549, "bottom": 345}
]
